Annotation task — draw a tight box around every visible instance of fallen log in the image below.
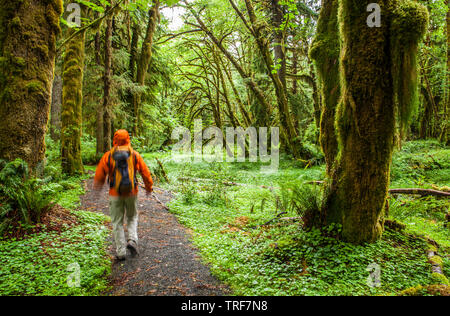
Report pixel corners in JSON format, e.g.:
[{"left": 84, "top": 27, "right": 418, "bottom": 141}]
[
  {"left": 389, "top": 188, "right": 450, "bottom": 197},
  {"left": 178, "top": 177, "right": 450, "bottom": 197},
  {"left": 308, "top": 181, "right": 449, "bottom": 197}
]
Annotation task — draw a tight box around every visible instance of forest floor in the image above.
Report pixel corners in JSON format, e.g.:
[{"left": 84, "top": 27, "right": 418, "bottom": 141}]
[
  {"left": 80, "top": 178, "right": 229, "bottom": 296},
  {"left": 139, "top": 140, "right": 449, "bottom": 296},
  {"left": 1, "top": 140, "right": 447, "bottom": 296}
]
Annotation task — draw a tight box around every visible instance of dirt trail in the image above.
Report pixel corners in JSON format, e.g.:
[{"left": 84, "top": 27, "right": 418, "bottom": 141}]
[{"left": 80, "top": 178, "right": 229, "bottom": 296}]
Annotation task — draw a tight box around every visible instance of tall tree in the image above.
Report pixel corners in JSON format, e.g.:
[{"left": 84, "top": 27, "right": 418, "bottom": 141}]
[
  {"left": 50, "top": 74, "right": 62, "bottom": 141},
  {"left": 0, "top": 0, "right": 63, "bottom": 170},
  {"left": 61, "top": 5, "right": 86, "bottom": 175},
  {"left": 127, "top": 21, "right": 140, "bottom": 119},
  {"left": 310, "top": 0, "right": 340, "bottom": 173},
  {"left": 271, "top": 0, "right": 287, "bottom": 89},
  {"left": 133, "top": 0, "right": 160, "bottom": 136},
  {"left": 443, "top": 0, "right": 449, "bottom": 144},
  {"left": 102, "top": 9, "right": 114, "bottom": 152},
  {"left": 244, "top": 0, "right": 307, "bottom": 159},
  {"left": 319, "top": 0, "right": 428, "bottom": 243}
]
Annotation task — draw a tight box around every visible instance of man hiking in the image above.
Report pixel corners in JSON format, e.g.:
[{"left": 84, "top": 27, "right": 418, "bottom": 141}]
[{"left": 94, "top": 129, "right": 154, "bottom": 261}]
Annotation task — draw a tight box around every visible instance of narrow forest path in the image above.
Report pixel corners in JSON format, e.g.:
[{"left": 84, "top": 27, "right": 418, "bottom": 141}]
[{"left": 80, "top": 177, "right": 229, "bottom": 296}]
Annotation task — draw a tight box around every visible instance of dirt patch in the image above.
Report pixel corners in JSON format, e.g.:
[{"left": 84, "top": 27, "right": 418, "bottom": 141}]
[{"left": 2, "top": 204, "right": 79, "bottom": 240}]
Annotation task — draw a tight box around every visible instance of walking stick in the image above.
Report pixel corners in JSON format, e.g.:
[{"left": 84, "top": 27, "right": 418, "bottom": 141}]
[
  {"left": 151, "top": 191, "right": 169, "bottom": 210},
  {"left": 139, "top": 182, "right": 169, "bottom": 210}
]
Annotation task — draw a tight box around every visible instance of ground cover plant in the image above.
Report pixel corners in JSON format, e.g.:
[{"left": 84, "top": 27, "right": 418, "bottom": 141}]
[
  {"left": 0, "top": 138, "right": 111, "bottom": 296},
  {"left": 149, "top": 140, "right": 449, "bottom": 296}
]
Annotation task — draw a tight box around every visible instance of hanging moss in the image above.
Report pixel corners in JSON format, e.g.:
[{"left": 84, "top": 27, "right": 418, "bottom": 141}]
[
  {"left": 61, "top": 22, "right": 86, "bottom": 175},
  {"left": 0, "top": 0, "right": 62, "bottom": 170},
  {"left": 390, "top": 0, "right": 429, "bottom": 138},
  {"left": 26, "top": 80, "right": 45, "bottom": 93}
]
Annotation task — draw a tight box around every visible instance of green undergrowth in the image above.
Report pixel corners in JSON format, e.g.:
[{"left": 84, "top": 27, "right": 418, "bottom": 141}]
[
  {"left": 0, "top": 210, "right": 111, "bottom": 296},
  {"left": 389, "top": 195, "right": 449, "bottom": 250},
  {"left": 152, "top": 140, "right": 448, "bottom": 296},
  {"left": 169, "top": 192, "right": 444, "bottom": 296},
  {"left": 391, "top": 139, "right": 450, "bottom": 188},
  {"left": 0, "top": 137, "right": 112, "bottom": 296},
  {"left": 389, "top": 140, "right": 449, "bottom": 251}
]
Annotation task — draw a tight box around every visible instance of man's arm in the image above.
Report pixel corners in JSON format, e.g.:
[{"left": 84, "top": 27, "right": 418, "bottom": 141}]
[
  {"left": 136, "top": 153, "right": 153, "bottom": 193},
  {"left": 94, "top": 152, "right": 110, "bottom": 190}
]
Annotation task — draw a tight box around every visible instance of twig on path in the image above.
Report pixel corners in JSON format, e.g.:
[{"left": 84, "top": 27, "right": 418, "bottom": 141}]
[
  {"left": 152, "top": 192, "right": 169, "bottom": 211},
  {"left": 138, "top": 183, "right": 169, "bottom": 210}
]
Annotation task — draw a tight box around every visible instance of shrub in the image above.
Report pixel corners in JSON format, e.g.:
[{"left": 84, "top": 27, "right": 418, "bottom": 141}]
[
  {"left": 277, "top": 182, "right": 323, "bottom": 228},
  {"left": 0, "top": 159, "right": 54, "bottom": 235}
]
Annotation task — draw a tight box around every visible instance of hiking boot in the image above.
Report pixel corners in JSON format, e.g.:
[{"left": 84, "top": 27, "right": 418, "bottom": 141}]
[
  {"left": 115, "top": 255, "right": 126, "bottom": 261},
  {"left": 127, "top": 240, "right": 139, "bottom": 257}
]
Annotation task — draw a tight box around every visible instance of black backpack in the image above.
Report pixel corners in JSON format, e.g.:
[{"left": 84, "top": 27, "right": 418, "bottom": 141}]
[{"left": 108, "top": 146, "right": 137, "bottom": 195}]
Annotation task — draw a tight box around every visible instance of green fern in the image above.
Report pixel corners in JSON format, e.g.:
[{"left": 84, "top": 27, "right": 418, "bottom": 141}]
[
  {"left": 0, "top": 159, "right": 55, "bottom": 234},
  {"left": 278, "top": 182, "right": 323, "bottom": 216}
]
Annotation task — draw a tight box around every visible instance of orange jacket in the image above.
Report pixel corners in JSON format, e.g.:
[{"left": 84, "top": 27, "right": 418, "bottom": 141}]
[{"left": 94, "top": 130, "right": 153, "bottom": 197}]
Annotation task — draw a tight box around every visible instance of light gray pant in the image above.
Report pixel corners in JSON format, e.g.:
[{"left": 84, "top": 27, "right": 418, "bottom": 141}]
[{"left": 109, "top": 196, "right": 138, "bottom": 257}]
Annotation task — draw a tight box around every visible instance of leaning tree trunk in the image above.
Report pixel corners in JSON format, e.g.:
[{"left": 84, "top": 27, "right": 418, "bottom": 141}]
[
  {"left": 132, "top": 0, "right": 160, "bottom": 137},
  {"left": 0, "top": 0, "right": 62, "bottom": 170},
  {"left": 321, "top": 0, "right": 428, "bottom": 244},
  {"left": 245, "top": 0, "right": 308, "bottom": 159},
  {"left": 310, "top": 0, "right": 340, "bottom": 174},
  {"left": 61, "top": 21, "right": 86, "bottom": 175}
]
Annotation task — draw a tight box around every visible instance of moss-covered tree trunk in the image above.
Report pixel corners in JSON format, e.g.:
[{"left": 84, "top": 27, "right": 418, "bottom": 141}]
[
  {"left": 271, "top": 0, "right": 287, "bottom": 89},
  {"left": 94, "top": 30, "right": 103, "bottom": 156},
  {"left": 127, "top": 21, "right": 139, "bottom": 120},
  {"left": 132, "top": 0, "right": 160, "bottom": 137},
  {"left": 442, "top": 0, "right": 449, "bottom": 144},
  {"left": 321, "top": 0, "right": 428, "bottom": 244},
  {"left": 50, "top": 74, "right": 62, "bottom": 141},
  {"left": 245, "top": 0, "right": 310, "bottom": 159},
  {"left": 61, "top": 16, "right": 86, "bottom": 175},
  {"left": 0, "top": 0, "right": 62, "bottom": 170},
  {"left": 420, "top": 84, "right": 434, "bottom": 139},
  {"left": 310, "top": 0, "right": 340, "bottom": 173},
  {"left": 103, "top": 12, "right": 113, "bottom": 152}
]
